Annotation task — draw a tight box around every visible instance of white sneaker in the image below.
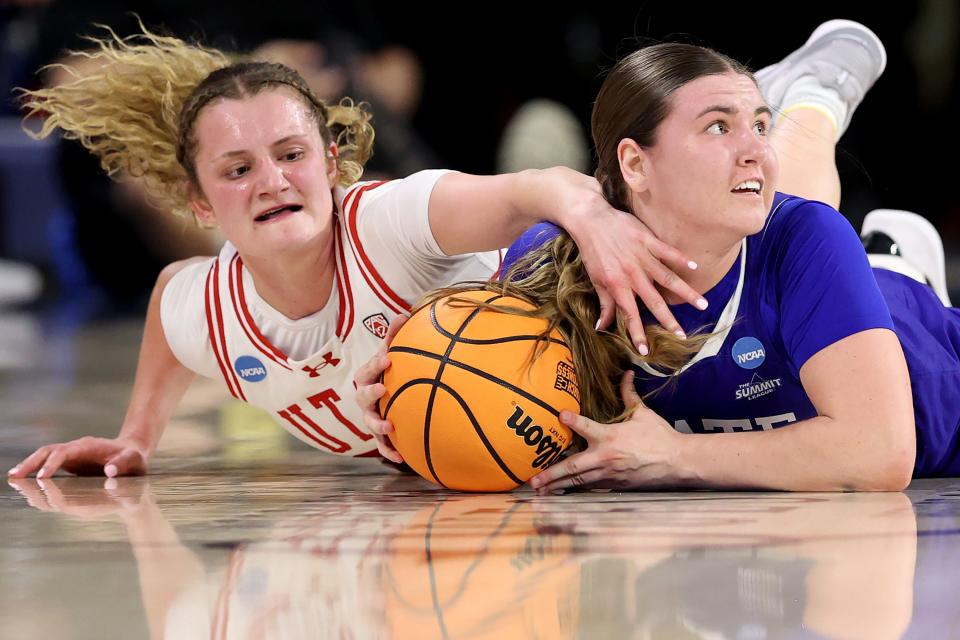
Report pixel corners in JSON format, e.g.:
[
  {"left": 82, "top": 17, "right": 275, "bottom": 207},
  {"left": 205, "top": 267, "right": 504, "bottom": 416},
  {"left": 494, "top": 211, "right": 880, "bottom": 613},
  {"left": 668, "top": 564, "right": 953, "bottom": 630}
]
[
  {"left": 755, "top": 19, "right": 886, "bottom": 136},
  {"left": 862, "top": 209, "right": 952, "bottom": 307}
]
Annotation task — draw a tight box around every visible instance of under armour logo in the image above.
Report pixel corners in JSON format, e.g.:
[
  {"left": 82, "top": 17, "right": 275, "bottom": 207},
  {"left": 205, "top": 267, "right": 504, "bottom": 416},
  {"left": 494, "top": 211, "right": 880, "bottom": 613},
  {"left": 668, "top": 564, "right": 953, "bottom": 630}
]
[{"left": 302, "top": 352, "right": 341, "bottom": 377}]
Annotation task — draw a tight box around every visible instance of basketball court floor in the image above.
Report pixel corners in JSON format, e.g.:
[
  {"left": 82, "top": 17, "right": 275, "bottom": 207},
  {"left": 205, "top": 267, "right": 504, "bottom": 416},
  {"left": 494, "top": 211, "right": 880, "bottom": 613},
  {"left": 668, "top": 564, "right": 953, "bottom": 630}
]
[{"left": 2, "top": 313, "right": 959, "bottom": 639}]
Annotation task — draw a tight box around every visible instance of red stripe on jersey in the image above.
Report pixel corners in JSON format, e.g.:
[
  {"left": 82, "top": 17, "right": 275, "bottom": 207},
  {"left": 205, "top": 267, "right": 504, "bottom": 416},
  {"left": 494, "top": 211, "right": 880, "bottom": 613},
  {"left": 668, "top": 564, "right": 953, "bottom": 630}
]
[
  {"left": 343, "top": 181, "right": 413, "bottom": 314},
  {"left": 334, "top": 224, "right": 355, "bottom": 340},
  {"left": 490, "top": 248, "right": 505, "bottom": 281},
  {"left": 205, "top": 263, "right": 245, "bottom": 401},
  {"left": 212, "top": 262, "right": 247, "bottom": 401},
  {"left": 228, "top": 254, "right": 293, "bottom": 370},
  {"left": 277, "top": 405, "right": 351, "bottom": 453}
]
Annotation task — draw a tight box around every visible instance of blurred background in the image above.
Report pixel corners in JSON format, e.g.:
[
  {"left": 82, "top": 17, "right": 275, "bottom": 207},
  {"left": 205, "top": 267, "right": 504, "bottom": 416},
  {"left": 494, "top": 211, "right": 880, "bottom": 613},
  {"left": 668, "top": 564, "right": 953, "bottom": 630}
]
[{"left": 0, "top": 0, "right": 957, "bottom": 315}]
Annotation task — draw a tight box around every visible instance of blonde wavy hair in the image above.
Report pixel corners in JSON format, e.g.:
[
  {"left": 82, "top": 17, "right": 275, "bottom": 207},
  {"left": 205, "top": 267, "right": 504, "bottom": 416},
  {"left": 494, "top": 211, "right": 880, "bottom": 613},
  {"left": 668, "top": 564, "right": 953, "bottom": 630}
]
[{"left": 18, "top": 25, "right": 375, "bottom": 220}]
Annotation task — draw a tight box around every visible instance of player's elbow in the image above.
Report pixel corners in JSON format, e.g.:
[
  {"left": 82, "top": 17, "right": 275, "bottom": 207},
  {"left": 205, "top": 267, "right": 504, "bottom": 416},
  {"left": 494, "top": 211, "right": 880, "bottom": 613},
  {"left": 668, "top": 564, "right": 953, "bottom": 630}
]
[
  {"left": 867, "top": 451, "right": 914, "bottom": 491},
  {"left": 861, "top": 422, "right": 916, "bottom": 492}
]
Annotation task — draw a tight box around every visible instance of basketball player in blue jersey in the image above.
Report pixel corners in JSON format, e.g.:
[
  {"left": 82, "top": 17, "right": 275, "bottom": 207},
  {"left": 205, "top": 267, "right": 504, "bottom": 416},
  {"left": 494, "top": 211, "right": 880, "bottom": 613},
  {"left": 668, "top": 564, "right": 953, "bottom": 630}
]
[
  {"left": 501, "top": 20, "right": 960, "bottom": 493},
  {"left": 358, "top": 20, "right": 959, "bottom": 491}
]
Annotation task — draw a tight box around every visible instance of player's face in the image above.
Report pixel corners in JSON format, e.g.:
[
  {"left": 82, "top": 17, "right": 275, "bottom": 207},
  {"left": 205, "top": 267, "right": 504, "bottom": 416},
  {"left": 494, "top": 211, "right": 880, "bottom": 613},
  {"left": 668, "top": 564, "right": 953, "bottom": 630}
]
[
  {"left": 631, "top": 72, "right": 778, "bottom": 243},
  {"left": 189, "top": 88, "right": 338, "bottom": 259}
]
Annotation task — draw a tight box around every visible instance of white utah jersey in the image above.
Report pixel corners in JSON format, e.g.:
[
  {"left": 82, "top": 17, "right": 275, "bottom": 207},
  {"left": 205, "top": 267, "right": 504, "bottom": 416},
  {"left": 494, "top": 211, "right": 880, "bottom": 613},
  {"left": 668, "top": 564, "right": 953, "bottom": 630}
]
[{"left": 160, "top": 170, "right": 502, "bottom": 457}]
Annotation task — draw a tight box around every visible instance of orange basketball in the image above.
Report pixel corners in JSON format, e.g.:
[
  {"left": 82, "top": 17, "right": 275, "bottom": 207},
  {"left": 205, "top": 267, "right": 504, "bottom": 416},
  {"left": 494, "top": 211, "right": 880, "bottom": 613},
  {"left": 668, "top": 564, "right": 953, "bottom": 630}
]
[{"left": 380, "top": 290, "right": 580, "bottom": 492}]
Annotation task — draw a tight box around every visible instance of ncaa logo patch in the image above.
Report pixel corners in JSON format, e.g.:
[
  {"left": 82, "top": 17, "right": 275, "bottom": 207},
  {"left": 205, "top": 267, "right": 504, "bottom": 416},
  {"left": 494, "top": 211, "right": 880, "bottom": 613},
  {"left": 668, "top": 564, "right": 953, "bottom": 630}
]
[
  {"left": 234, "top": 355, "right": 267, "bottom": 382},
  {"left": 731, "top": 337, "right": 765, "bottom": 370}
]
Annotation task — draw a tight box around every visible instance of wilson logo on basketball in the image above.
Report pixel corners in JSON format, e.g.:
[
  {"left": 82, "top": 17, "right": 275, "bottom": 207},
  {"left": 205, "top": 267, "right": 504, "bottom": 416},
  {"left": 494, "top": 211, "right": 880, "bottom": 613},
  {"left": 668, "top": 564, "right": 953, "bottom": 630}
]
[{"left": 506, "top": 405, "right": 566, "bottom": 469}]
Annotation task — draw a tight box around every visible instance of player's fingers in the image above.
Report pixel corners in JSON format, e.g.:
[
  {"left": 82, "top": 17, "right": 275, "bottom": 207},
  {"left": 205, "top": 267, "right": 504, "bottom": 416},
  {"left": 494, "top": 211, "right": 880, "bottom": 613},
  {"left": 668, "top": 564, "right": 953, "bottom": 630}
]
[
  {"left": 105, "top": 449, "right": 148, "bottom": 478},
  {"left": 632, "top": 276, "right": 687, "bottom": 340},
  {"left": 609, "top": 287, "right": 649, "bottom": 355},
  {"left": 356, "top": 381, "right": 386, "bottom": 411},
  {"left": 8, "top": 446, "right": 52, "bottom": 478},
  {"left": 529, "top": 449, "right": 602, "bottom": 492},
  {"left": 363, "top": 411, "right": 394, "bottom": 436},
  {"left": 536, "top": 467, "right": 611, "bottom": 495},
  {"left": 36, "top": 449, "right": 68, "bottom": 479},
  {"left": 558, "top": 410, "right": 606, "bottom": 442},
  {"left": 643, "top": 252, "right": 707, "bottom": 312},
  {"left": 374, "top": 434, "right": 404, "bottom": 464},
  {"left": 354, "top": 356, "right": 386, "bottom": 388},
  {"left": 619, "top": 370, "right": 644, "bottom": 412},
  {"left": 594, "top": 287, "right": 614, "bottom": 332}
]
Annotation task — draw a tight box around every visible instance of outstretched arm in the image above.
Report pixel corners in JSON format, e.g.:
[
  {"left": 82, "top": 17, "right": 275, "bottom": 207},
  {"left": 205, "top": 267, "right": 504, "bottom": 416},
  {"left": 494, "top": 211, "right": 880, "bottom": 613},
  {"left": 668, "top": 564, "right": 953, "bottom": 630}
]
[
  {"left": 531, "top": 328, "right": 915, "bottom": 493},
  {"left": 428, "top": 167, "right": 707, "bottom": 353},
  {"left": 7, "top": 259, "right": 203, "bottom": 478}
]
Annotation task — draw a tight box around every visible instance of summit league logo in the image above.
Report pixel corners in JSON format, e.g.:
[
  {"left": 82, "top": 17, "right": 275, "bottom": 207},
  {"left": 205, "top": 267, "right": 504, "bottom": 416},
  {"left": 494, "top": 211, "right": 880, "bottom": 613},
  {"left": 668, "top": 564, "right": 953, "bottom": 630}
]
[
  {"left": 731, "top": 336, "right": 781, "bottom": 401},
  {"left": 736, "top": 373, "right": 782, "bottom": 401}
]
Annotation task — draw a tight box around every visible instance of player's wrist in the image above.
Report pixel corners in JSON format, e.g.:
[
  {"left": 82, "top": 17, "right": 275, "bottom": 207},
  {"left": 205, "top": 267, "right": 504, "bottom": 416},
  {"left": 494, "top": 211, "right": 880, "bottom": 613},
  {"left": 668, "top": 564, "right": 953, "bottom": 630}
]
[
  {"left": 663, "top": 429, "right": 707, "bottom": 487},
  {"left": 116, "top": 426, "right": 156, "bottom": 454}
]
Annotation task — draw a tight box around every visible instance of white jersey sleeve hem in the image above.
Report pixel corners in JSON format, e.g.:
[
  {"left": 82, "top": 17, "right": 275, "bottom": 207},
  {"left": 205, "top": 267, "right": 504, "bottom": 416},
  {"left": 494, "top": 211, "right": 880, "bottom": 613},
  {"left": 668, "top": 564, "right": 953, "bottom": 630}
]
[{"left": 160, "top": 257, "right": 219, "bottom": 379}]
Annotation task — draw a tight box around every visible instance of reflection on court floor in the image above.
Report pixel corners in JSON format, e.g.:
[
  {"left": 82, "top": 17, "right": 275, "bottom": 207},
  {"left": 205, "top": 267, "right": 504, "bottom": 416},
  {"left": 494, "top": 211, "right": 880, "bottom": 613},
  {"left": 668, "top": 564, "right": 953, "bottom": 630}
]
[{"left": 1, "top": 317, "right": 959, "bottom": 639}]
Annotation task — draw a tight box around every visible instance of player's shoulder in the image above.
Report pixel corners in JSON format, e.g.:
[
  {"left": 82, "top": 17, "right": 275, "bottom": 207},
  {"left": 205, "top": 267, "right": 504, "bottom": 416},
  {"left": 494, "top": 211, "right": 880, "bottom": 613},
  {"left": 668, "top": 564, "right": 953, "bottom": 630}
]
[
  {"left": 337, "top": 170, "right": 452, "bottom": 214},
  {"left": 160, "top": 255, "right": 215, "bottom": 287},
  {"left": 338, "top": 178, "right": 393, "bottom": 213},
  {"left": 754, "top": 192, "right": 859, "bottom": 259},
  {"left": 762, "top": 192, "right": 851, "bottom": 238},
  {"left": 160, "top": 254, "right": 218, "bottom": 316}
]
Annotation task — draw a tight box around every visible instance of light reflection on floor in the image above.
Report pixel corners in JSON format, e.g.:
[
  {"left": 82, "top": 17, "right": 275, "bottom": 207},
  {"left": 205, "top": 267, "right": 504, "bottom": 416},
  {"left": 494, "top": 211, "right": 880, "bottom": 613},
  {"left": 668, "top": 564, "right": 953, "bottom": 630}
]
[{"left": 1, "top": 315, "right": 959, "bottom": 639}]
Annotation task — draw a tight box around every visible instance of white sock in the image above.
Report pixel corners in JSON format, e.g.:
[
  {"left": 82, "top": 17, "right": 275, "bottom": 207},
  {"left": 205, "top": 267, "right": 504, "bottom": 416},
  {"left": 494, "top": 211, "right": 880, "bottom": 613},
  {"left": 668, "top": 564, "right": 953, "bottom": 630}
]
[{"left": 777, "top": 75, "right": 849, "bottom": 141}]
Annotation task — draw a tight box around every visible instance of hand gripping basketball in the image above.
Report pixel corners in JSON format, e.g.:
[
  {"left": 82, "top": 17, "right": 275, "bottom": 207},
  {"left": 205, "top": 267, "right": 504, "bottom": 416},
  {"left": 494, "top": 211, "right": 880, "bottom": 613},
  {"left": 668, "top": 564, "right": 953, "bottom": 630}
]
[
  {"left": 378, "top": 290, "right": 581, "bottom": 492},
  {"left": 354, "top": 314, "right": 410, "bottom": 464}
]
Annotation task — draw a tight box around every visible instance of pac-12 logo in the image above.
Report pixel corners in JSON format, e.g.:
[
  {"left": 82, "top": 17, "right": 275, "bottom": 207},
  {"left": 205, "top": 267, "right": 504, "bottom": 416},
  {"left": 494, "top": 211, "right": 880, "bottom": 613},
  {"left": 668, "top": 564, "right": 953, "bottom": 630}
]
[
  {"left": 732, "top": 337, "right": 765, "bottom": 370},
  {"left": 363, "top": 313, "right": 390, "bottom": 339},
  {"left": 234, "top": 355, "right": 267, "bottom": 382}
]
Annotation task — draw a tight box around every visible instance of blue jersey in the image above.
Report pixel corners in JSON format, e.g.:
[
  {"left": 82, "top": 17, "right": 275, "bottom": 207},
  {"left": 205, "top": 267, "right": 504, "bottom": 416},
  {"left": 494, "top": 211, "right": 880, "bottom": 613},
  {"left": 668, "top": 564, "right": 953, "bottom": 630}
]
[{"left": 503, "top": 194, "right": 960, "bottom": 477}]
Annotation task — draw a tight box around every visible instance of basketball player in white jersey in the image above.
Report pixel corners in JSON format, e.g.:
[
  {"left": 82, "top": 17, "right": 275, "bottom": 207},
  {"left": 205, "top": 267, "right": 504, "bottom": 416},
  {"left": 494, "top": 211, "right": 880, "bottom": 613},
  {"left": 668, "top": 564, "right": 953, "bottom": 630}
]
[{"left": 8, "top": 28, "right": 706, "bottom": 478}]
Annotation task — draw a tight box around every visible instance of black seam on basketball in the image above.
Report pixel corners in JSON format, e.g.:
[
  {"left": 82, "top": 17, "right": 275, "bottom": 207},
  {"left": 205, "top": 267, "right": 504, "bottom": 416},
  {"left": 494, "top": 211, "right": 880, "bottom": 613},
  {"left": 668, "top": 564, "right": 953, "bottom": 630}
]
[
  {"left": 388, "top": 346, "right": 564, "bottom": 418},
  {"left": 434, "top": 381, "right": 523, "bottom": 486},
  {"left": 383, "top": 378, "right": 528, "bottom": 489},
  {"left": 382, "top": 378, "right": 442, "bottom": 418},
  {"left": 382, "top": 377, "right": 451, "bottom": 490},
  {"left": 383, "top": 373, "right": 523, "bottom": 485},
  {"left": 426, "top": 292, "right": 569, "bottom": 347},
  {"left": 429, "top": 292, "right": 504, "bottom": 339},
  {"left": 394, "top": 334, "right": 568, "bottom": 348},
  {"left": 423, "top": 302, "right": 489, "bottom": 488}
]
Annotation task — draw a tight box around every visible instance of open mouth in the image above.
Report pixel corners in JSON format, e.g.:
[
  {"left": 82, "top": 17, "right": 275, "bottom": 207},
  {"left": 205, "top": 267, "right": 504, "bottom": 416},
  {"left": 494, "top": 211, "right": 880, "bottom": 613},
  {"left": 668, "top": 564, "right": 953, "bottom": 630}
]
[
  {"left": 731, "top": 179, "right": 763, "bottom": 196},
  {"left": 255, "top": 205, "right": 303, "bottom": 223}
]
